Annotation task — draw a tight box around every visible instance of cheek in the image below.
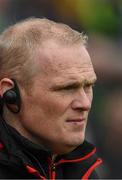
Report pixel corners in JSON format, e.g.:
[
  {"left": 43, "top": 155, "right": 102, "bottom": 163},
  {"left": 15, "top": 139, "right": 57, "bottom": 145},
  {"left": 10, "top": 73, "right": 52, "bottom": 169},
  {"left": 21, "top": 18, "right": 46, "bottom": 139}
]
[
  {"left": 88, "top": 89, "right": 93, "bottom": 103},
  {"left": 90, "top": 94, "right": 93, "bottom": 103},
  {"left": 34, "top": 93, "right": 68, "bottom": 119}
]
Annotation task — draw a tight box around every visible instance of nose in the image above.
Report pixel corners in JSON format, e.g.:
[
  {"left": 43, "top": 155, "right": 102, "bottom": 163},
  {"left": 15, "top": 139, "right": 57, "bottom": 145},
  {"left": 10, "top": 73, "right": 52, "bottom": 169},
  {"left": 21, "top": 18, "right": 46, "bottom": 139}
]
[{"left": 71, "top": 89, "right": 92, "bottom": 111}]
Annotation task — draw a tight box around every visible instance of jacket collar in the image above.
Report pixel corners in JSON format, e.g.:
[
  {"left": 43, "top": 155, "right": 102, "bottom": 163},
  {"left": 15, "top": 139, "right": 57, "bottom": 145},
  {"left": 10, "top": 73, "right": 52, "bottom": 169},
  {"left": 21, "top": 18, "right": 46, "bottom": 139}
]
[{"left": 0, "top": 115, "right": 98, "bottom": 163}]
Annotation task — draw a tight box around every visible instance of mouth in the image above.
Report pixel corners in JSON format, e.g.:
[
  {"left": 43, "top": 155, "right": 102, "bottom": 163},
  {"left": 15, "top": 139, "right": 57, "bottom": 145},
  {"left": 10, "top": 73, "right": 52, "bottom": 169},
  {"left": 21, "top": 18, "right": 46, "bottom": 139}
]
[
  {"left": 66, "top": 118, "right": 86, "bottom": 124},
  {"left": 66, "top": 118, "right": 85, "bottom": 122}
]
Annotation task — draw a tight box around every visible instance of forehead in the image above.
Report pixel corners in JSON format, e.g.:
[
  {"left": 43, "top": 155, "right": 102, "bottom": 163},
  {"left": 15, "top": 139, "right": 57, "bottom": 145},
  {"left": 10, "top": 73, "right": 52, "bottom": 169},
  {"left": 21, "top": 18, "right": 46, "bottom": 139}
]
[{"left": 36, "top": 40, "right": 96, "bottom": 83}]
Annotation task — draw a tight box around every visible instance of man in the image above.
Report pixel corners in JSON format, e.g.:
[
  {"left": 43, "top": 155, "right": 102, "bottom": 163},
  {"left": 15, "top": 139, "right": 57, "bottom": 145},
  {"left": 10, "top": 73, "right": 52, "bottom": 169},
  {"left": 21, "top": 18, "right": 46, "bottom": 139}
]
[{"left": 0, "top": 18, "right": 102, "bottom": 179}]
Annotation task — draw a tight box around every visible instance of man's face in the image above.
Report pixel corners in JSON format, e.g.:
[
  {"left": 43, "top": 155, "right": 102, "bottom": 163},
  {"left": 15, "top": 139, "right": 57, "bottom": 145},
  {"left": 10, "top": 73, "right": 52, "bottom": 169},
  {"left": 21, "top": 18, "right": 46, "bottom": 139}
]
[{"left": 20, "top": 40, "right": 97, "bottom": 154}]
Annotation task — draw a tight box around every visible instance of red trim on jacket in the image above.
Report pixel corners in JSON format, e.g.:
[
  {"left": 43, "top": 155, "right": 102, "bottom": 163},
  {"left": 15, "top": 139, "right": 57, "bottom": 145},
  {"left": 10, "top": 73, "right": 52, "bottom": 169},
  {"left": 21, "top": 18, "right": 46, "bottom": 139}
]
[
  {"left": 82, "top": 158, "right": 102, "bottom": 180},
  {"left": 48, "top": 147, "right": 98, "bottom": 179},
  {"left": 25, "top": 164, "right": 46, "bottom": 180},
  {"left": 51, "top": 171, "right": 56, "bottom": 179},
  {"left": 24, "top": 147, "right": 101, "bottom": 179},
  {"left": 56, "top": 147, "right": 96, "bottom": 165},
  {"left": 0, "top": 142, "right": 4, "bottom": 150}
]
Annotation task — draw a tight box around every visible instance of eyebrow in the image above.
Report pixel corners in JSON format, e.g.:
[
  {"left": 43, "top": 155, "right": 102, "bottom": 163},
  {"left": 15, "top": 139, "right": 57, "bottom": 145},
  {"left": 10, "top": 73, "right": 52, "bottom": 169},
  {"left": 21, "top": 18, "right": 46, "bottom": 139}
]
[
  {"left": 51, "top": 77, "right": 97, "bottom": 90},
  {"left": 85, "top": 77, "right": 97, "bottom": 84}
]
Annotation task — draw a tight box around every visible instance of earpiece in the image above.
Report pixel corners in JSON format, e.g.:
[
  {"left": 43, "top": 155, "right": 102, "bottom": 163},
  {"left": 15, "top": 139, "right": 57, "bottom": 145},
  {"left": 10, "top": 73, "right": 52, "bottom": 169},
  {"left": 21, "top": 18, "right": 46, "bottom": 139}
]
[
  {"left": 0, "top": 96, "right": 4, "bottom": 114},
  {"left": 2, "top": 79, "right": 21, "bottom": 113},
  {"left": 3, "top": 90, "right": 18, "bottom": 104}
]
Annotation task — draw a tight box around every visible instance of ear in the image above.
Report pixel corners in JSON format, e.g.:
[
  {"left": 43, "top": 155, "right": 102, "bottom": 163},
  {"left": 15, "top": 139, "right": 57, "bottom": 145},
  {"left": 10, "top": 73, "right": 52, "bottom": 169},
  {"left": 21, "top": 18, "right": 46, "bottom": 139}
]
[{"left": 0, "top": 78, "right": 14, "bottom": 97}]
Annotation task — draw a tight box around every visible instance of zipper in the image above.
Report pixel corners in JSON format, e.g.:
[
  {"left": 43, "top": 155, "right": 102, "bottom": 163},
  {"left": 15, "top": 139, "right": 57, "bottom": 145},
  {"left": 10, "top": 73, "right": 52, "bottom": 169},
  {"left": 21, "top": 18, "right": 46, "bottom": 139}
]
[
  {"left": 51, "top": 163, "right": 56, "bottom": 179},
  {"left": 48, "top": 158, "right": 56, "bottom": 180}
]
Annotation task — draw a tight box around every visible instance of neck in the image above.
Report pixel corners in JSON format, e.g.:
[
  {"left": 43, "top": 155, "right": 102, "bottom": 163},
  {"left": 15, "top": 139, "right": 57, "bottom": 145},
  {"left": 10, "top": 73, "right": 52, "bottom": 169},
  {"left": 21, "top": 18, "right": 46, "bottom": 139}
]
[{"left": 3, "top": 108, "right": 18, "bottom": 126}]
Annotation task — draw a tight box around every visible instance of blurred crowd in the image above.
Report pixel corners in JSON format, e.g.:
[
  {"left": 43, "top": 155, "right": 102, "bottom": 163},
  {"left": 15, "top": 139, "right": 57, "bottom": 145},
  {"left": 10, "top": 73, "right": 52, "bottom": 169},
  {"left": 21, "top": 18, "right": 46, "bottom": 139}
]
[{"left": 0, "top": 0, "right": 122, "bottom": 178}]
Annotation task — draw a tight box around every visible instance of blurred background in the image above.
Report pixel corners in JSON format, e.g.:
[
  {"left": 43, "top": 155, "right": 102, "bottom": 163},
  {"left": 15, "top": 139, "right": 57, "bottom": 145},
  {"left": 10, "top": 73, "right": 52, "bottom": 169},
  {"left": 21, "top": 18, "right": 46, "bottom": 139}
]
[{"left": 0, "top": 0, "right": 122, "bottom": 178}]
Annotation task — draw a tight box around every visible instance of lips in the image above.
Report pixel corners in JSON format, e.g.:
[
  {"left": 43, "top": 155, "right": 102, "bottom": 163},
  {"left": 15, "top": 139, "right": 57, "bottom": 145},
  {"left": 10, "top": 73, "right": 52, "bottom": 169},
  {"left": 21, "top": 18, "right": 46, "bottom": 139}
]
[{"left": 66, "top": 118, "right": 85, "bottom": 123}]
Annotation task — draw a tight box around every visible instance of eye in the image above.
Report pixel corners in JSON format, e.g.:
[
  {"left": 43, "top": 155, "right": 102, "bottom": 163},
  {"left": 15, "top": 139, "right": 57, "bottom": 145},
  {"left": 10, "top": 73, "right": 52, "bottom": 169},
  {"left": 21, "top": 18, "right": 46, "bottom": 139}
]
[
  {"left": 51, "top": 84, "right": 79, "bottom": 92},
  {"left": 62, "top": 84, "right": 79, "bottom": 91},
  {"left": 63, "top": 86, "right": 75, "bottom": 90}
]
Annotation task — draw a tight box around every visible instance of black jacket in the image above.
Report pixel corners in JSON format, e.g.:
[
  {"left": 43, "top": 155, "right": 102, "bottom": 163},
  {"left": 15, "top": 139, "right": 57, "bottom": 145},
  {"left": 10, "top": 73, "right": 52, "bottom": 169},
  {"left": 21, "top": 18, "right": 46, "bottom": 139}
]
[{"left": 0, "top": 116, "right": 102, "bottom": 179}]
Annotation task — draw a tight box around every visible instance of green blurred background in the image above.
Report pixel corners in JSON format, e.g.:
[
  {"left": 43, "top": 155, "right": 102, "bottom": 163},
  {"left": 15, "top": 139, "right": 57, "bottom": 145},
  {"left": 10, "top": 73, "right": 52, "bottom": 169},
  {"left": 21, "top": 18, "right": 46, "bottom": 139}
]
[{"left": 0, "top": 0, "right": 122, "bottom": 178}]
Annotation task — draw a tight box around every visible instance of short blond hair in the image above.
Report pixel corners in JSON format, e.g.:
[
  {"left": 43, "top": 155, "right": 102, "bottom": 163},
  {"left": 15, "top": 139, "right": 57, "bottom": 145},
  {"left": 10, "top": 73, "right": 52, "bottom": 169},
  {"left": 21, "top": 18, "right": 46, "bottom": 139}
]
[{"left": 0, "top": 17, "right": 87, "bottom": 88}]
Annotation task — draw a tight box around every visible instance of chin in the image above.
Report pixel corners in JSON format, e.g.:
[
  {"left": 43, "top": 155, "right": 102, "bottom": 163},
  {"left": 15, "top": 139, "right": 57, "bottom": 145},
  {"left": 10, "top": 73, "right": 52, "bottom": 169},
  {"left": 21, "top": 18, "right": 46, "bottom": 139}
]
[
  {"left": 62, "top": 137, "right": 85, "bottom": 154},
  {"left": 69, "top": 132, "right": 85, "bottom": 146},
  {"left": 71, "top": 137, "right": 84, "bottom": 146},
  {"left": 52, "top": 134, "right": 85, "bottom": 155}
]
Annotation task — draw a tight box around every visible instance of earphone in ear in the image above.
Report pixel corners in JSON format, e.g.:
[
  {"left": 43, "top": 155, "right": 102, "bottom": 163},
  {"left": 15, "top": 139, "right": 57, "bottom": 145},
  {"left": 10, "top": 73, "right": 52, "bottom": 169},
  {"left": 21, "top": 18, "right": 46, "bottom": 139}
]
[
  {"left": 3, "top": 90, "right": 17, "bottom": 104},
  {"left": 2, "top": 79, "right": 21, "bottom": 113}
]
